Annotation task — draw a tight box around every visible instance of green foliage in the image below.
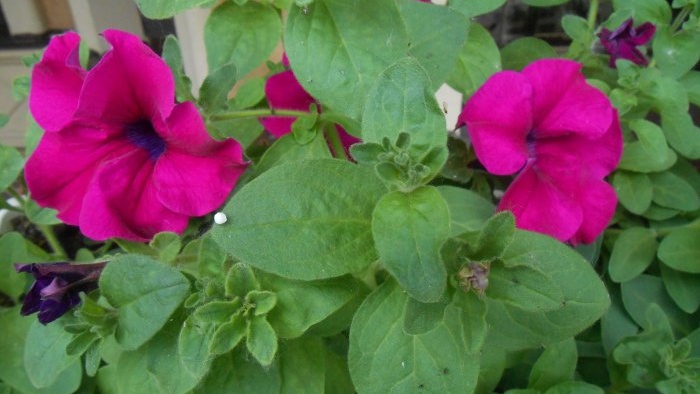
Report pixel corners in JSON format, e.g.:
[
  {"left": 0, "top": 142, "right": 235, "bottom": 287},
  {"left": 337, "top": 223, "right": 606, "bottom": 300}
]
[
  {"left": 161, "top": 35, "right": 194, "bottom": 103},
  {"left": 448, "top": 23, "right": 501, "bottom": 96},
  {"left": 133, "top": 0, "right": 215, "bottom": 19}
]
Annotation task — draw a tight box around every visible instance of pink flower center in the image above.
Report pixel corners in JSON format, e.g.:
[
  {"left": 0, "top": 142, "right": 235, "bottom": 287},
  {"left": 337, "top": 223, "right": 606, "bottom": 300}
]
[{"left": 125, "top": 120, "right": 165, "bottom": 160}]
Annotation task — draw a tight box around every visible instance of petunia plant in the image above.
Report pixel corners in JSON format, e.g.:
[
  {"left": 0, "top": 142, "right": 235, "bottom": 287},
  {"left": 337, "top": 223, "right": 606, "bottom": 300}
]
[{"left": 0, "top": 0, "right": 699, "bottom": 393}]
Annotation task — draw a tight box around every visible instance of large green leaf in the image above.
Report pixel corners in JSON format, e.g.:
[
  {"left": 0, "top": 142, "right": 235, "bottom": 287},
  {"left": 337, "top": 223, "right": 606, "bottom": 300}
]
[
  {"left": 0, "top": 308, "right": 81, "bottom": 394},
  {"left": 483, "top": 231, "right": 610, "bottom": 352},
  {"left": 0, "top": 144, "right": 23, "bottom": 190},
  {"left": 349, "top": 281, "right": 480, "bottom": 394},
  {"left": 205, "top": 2, "right": 281, "bottom": 75},
  {"left": 612, "top": 0, "right": 672, "bottom": 25},
  {"left": 193, "top": 348, "right": 281, "bottom": 394},
  {"left": 99, "top": 255, "right": 190, "bottom": 350},
  {"left": 115, "top": 313, "right": 204, "bottom": 394},
  {"left": 285, "top": 0, "right": 467, "bottom": 120},
  {"left": 653, "top": 27, "right": 700, "bottom": 79},
  {"left": 528, "top": 339, "right": 577, "bottom": 391},
  {"left": 0, "top": 232, "right": 49, "bottom": 301},
  {"left": 259, "top": 273, "right": 361, "bottom": 338},
  {"left": 649, "top": 171, "right": 700, "bottom": 211},
  {"left": 608, "top": 227, "right": 658, "bottom": 283},
  {"left": 612, "top": 171, "right": 653, "bottom": 214},
  {"left": 133, "top": 0, "right": 215, "bottom": 19},
  {"left": 448, "top": 0, "right": 506, "bottom": 18},
  {"left": 362, "top": 57, "right": 447, "bottom": 162},
  {"left": 279, "top": 338, "right": 326, "bottom": 394},
  {"left": 23, "top": 319, "right": 83, "bottom": 389},
  {"left": 447, "top": 23, "right": 501, "bottom": 96},
  {"left": 436, "top": 185, "right": 495, "bottom": 236},
  {"left": 212, "top": 159, "right": 386, "bottom": 280},
  {"left": 658, "top": 228, "right": 700, "bottom": 273},
  {"left": 372, "top": 186, "right": 450, "bottom": 302},
  {"left": 660, "top": 264, "right": 700, "bottom": 314}
]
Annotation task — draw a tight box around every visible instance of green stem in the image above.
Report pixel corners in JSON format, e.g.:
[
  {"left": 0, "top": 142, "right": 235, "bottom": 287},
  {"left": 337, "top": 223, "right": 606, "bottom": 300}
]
[
  {"left": 325, "top": 124, "right": 348, "bottom": 160},
  {"left": 587, "top": 0, "right": 599, "bottom": 30},
  {"left": 670, "top": 4, "right": 693, "bottom": 32},
  {"left": 6, "top": 188, "right": 26, "bottom": 207},
  {"left": 38, "top": 224, "right": 68, "bottom": 259},
  {"left": 210, "top": 108, "right": 310, "bottom": 121}
]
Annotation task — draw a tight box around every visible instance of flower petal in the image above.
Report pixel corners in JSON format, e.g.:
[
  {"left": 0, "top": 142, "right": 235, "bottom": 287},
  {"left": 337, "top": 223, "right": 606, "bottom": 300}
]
[
  {"left": 498, "top": 163, "right": 583, "bottom": 242},
  {"left": 461, "top": 71, "right": 532, "bottom": 175},
  {"left": 260, "top": 70, "right": 315, "bottom": 137},
  {"left": 24, "top": 124, "right": 133, "bottom": 225},
  {"left": 29, "top": 32, "right": 85, "bottom": 132},
  {"left": 75, "top": 29, "right": 175, "bottom": 126},
  {"left": 79, "top": 149, "right": 188, "bottom": 241},
  {"left": 629, "top": 22, "right": 656, "bottom": 45},
  {"left": 154, "top": 102, "right": 248, "bottom": 216},
  {"left": 570, "top": 179, "right": 618, "bottom": 245},
  {"left": 522, "top": 59, "right": 613, "bottom": 139}
]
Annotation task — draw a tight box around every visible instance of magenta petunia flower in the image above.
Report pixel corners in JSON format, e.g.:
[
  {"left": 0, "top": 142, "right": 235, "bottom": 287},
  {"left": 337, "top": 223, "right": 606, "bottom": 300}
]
[
  {"left": 26, "top": 30, "right": 248, "bottom": 242},
  {"left": 458, "top": 59, "right": 622, "bottom": 244},
  {"left": 260, "top": 54, "right": 360, "bottom": 153},
  {"left": 598, "top": 18, "right": 656, "bottom": 68},
  {"left": 15, "top": 262, "right": 106, "bottom": 324}
]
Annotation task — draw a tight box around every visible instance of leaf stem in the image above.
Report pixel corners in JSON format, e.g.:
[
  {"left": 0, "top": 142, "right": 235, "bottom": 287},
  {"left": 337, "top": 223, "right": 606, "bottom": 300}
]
[
  {"left": 38, "top": 224, "right": 68, "bottom": 259},
  {"left": 670, "top": 4, "right": 693, "bottom": 32},
  {"left": 324, "top": 124, "right": 348, "bottom": 160},
  {"left": 210, "top": 108, "right": 310, "bottom": 121},
  {"left": 587, "top": 0, "right": 599, "bottom": 30}
]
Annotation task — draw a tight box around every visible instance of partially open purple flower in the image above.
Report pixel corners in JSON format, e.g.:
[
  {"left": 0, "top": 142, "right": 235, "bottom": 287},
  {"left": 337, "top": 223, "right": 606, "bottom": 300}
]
[
  {"left": 598, "top": 18, "right": 656, "bottom": 68},
  {"left": 15, "top": 262, "right": 106, "bottom": 324}
]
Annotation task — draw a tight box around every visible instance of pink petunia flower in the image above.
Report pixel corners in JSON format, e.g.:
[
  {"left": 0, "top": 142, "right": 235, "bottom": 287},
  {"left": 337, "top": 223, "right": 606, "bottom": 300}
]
[
  {"left": 260, "top": 54, "right": 360, "bottom": 153},
  {"left": 598, "top": 18, "right": 656, "bottom": 68},
  {"left": 458, "top": 59, "right": 622, "bottom": 244},
  {"left": 26, "top": 30, "right": 248, "bottom": 242}
]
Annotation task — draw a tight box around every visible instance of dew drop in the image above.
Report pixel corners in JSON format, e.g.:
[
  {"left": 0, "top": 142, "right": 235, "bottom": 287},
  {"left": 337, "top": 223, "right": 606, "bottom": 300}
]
[{"left": 214, "top": 212, "right": 228, "bottom": 224}]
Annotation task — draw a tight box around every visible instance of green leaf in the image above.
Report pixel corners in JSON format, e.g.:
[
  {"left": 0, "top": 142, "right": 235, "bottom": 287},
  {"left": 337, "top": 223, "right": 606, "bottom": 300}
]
[
  {"left": 372, "top": 186, "right": 449, "bottom": 302},
  {"left": 483, "top": 231, "right": 610, "bottom": 352},
  {"left": 658, "top": 228, "right": 700, "bottom": 273},
  {"left": 447, "top": 23, "right": 501, "bottom": 96},
  {"left": 260, "top": 273, "right": 361, "bottom": 338},
  {"left": 133, "top": 0, "right": 215, "bottom": 19},
  {"left": 437, "top": 185, "right": 495, "bottom": 236},
  {"left": 403, "top": 297, "right": 449, "bottom": 335},
  {"left": 680, "top": 71, "right": 700, "bottom": 106},
  {"left": 198, "top": 62, "right": 237, "bottom": 114},
  {"left": 255, "top": 131, "right": 332, "bottom": 176},
  {"left": 362, "top": 57, "right": 447, "bottom": 171},
  {"left": 149, "top": 232, "right": 181, "bottom": 264},
  {"left": 561, "top": 15, "right": 590, "bottom": 42},
  {"left": 24, "top": 199, "right": 61, "bottom": 225},
  {"left": 462, "top": 211, "right": 516, "bottom": 262},
  {"left": 660, "top": 264, "right": 700, "bottom": 313},
  {"left": 621, "top": 274, "right": 694, "bottom": 337},
  {"left": 12, "top": 76, "right": 29, "bottom": 101},
  {"left": 500, "top": 37, "right": 558, "bottom": 71},
  {"left": 545, "top": 381, "right": 605, "bottom": 394},
  {"left": 618, "top": 143, "right": 677, "bottom": 173},
  {"left": 162, "top": 35, "right": 194, "bottom": 103},
  {"left": 447, "top": 0, "right": 506, "bottom": 17},
  {"left": 612, "top": 0, "right": 672, "bottom": 25},
  {"left": 209, "top": 314, "right": 246, "bottom": 355},
  {"left": 285, "top": 0, "right": 467, "bottom": 120},
  {"left": 24, "top": 320, "right": 83, "bottom": 388},
  {"left": 523, "top": 0, "right": 570, "bottom": 6},
  {"left": 629, "top": 119, "right": 670, "bottom": 166},
  {"left": 0, "top": 232, "right": 48, "bottom": 301},
  {"left": 608, "top": 227, "right": 658, "bottom": 283},
  {"left": 613, "top": 304, "right": 674, "bottom": 388},
  {"left": 193, "top": 348, "right": 281, "bottom": 393},
  {"left": 208, "top": 117, "right": 263, "bottom": 148},
  {"left": 601, "top": 288, "right": 639, "bottom": 355},
  {"left": 178, "top": 316, "right": 215, "bottom": 380},
  {"left": 348, "top": 280, "right": 480, "bottom": 394},
  {"left": 99, "top": 254, "right": 190, "bottom": 350},
  {"left": 279, "top": 337, "right": 326, "bottom": 394},
  {"left": 612, "top": 171, "right": 653, "bottom": 214},
  {"left": 205, "top": 2, "right": 281, "bottom": 76},
  {"left": 246, "top": 315, "right": 277, "bottom": 366},
  {"left": 232, "top": 77, "right": 265, "bottom": 109},
  {"left": 0, "top": 308, "right": 82, "bottom": 394},
  {"left": 193, "top": 300, "right": 241, "bottom": 324},
  {"left": 115, "top": 313, "right": 205, "bottom": 394},
  {"left": 225, "top": 263, "right": 260, "bottom": 299},
  {"left": 211, "top": 159, "right": 386, "bottom": 280},
  {"left": 528, "top": 339, "right": 577, "bottom": 391},
  {"left": 649, "top": 171, "right": 700, "bottom": 211},
  {"left": 488, "top": 262, "right": 565, "bottom": 312},
  {"left": 653, "top": 26, "right": 700, "bottom": 79},
  {"left": 0, "top": 145, "right": 23, "bottom": 190},
  {"left": 247, "top": 290, "right": 277, "bottom": 316}
]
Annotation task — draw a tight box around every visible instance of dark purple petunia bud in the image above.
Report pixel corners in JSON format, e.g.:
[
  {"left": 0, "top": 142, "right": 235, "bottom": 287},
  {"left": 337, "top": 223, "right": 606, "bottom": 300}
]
[
  {"left": 598, "top": 18, "right": 656, "bottom": 68},
  {"left": 15, "top": 262, "right": 106, "bottom": 324}
]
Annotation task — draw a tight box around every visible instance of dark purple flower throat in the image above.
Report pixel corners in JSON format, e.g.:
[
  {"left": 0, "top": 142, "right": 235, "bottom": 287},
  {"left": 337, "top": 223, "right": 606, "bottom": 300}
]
[{"left": 126, "top": 120, "right": 166, "bottom": 160}]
